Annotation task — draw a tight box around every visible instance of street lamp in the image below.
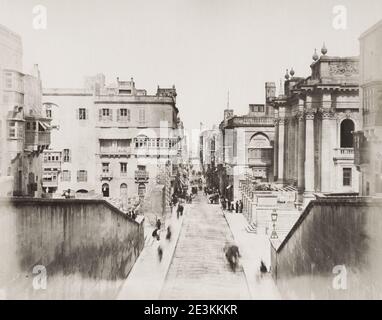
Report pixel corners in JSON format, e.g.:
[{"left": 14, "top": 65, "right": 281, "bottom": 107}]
[{"left": 270, "top": 209, "right": 278, "bottom": 239}]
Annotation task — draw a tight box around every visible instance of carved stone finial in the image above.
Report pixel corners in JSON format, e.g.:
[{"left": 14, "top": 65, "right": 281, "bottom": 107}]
[{"left": 321, "top": 43, "right": 327, "bottom": 55}]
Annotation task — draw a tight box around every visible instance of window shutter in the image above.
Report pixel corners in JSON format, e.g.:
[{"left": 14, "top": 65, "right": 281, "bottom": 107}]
[
  {"left": 109, "top": 109, "right": 113, "bottom": 121},
  {"left": 76, "top": 109, "right": 79, "bottom": 119},
  {"left": 99, "top": 109, "right": 102, "bottom": 121},
  {"left": 86, "top": 109, "right": 89, "bottom": 120},
  {"left": 117, "top": 109, "right": 120, "bottom": 122},
  {"left": 127, "top": 109, "right": 131, "bottom": 121}
]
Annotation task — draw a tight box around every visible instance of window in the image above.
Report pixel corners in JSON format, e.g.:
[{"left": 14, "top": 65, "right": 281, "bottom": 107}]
[
  {"left": 343, "top": 168, "right": 352, "bottom": 186},
  {"left": 102, "top": 163, "right": 109, "bottom": 173},
  {"left": 138, "top": 165, "right": 146, "bottom": 171},
  {"left": 250, "top": 104, "right": 264, "bottom": 113},
  {"left": 102, "top": 183, "right": 109, "bottom": 197},
  {"left": 120, "top": 163, "right": 127, "bottom": 175},
  {"left": 118, "top": 108, "right": 130, "bottom": 122},
  {"left": 61, "top": 170, "right": 71, "bottom": 182},
  {"left": 79, "top": 108, "right": 87, "bottom": 120},
  {"left": 46, "top": 109, "right": 52, "bottom": 118},
  {"left": 8, "top": 121, "right": 16, "bottom": 138},
  {"left": 117, "top": 140, "right": 129, "bottom": 152},
  {"left": 99, "top": 108, "right": 112, "bottom": 121},
  {"left": 77, "top": 170, "right": 87, "bottom": 182},
  {"left": 340, "top": 119, "right": 355, "bottom": 148},
  {"left": 63, "top": 149, "right": 71, "bottom": 162},
  {"left": 102, "top": 108, "right": 109, "bottom": 117},
  {"left": 100, "top": 140, "right": 113, "bottom": 153}
]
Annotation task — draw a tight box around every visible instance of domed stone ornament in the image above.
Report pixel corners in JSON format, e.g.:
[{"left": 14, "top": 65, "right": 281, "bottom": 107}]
[
  {"left": 285, "top": 69, "right": 290, "bottom": 80},
  {"left": 321, "top": 43, "right": 327, "bottom": 55},
  {"left": 290, "top": 68, "right": 295, "bottom": 77},
  {"left": 312, "top": 49, "right": 319, "bottom": 61}
]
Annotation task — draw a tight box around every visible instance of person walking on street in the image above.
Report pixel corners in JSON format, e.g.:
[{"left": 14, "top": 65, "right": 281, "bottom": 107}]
[
  {"left": 239, "top": 200, "right": 243, "bottom": 213},
  {"left": 235, "top": 201, "right": 239, "bottom": 213},
  {"left": 156, "top": 218, "right": 161, "bottom": 230}
]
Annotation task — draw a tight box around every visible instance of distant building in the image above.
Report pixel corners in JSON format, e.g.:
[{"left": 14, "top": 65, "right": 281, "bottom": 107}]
[
  {"left": 355, "top": 20, "right": 382, "bottom": 196},
  {"left": 199, "top": 125, "right": 221, "bottom": 189},
  {"left": 272, "top": 48, "right": 360, "bottom": 206},
  {"left": 218, "top": 82, "right": 276, "bottom": 201},
  {"left": 0, "top": 24, "right": 50, "bottom": 197},
  {"left": 43, "top": 76, "right": 184, "bottom": 208}
]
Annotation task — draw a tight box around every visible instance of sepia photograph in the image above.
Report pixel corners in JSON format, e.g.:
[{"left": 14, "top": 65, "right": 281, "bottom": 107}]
[{"left": 0, "top": 0, "right": 382, "bottom": 306}]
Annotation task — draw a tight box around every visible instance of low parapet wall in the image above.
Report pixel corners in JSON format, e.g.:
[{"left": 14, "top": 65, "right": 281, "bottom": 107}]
[
  {"left": 0, "top": 198, "right": 144, "bottom": 299},
  {"left": 271, "top": 197, "right": 382, "bottom": 299}
]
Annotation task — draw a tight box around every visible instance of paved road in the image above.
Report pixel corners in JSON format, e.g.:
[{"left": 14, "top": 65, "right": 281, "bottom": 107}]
[{"left": 160, "top": 195, "right": 250, "bottom": 300}]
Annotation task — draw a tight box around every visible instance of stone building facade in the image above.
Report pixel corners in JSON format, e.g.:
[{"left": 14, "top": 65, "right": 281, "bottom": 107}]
[
  {"left": 272, "top": 49, "right": 360, "bottom": 205},
  {"left": 43, "top": 76, "right": 183, "bottom": 209},
  {"left": 218, "top": 82, "right": 276, "bottom": 201},
  {"left": 355, "top": 20, "right": 382, "bottom": 196},
  {"left": 0, "top": 24, "right": 50, "bottom": 197}
]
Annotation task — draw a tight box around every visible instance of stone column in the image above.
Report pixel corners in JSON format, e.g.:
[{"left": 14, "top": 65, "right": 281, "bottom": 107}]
[
  {"left": 320, "top": 109, "right": 335, "bottom": 193},
  {"left": 277, "top": 119, "right": 285, "bottom": 183},
  {"left": 297, "top": 111, "right": 305, "bottom": 193},
  {"left": 304, "top": 111, "right": 315, "bottom": 193},
  {"left": 273, "top": 119, "right": 279, "bottom": 180}
]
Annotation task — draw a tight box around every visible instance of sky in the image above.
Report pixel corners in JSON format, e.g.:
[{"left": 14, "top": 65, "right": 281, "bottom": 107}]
[{"left": 1, "top": 0, "right": 382, "bottom": 131}]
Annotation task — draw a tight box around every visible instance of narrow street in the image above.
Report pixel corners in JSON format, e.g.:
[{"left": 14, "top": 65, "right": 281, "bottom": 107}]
[{"left": 160, "top": 194, "right": 251, "bottom": 300}]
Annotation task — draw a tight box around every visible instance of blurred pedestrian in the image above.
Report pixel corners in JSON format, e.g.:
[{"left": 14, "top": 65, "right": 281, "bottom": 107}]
[{"left": 235, "top": 201, "right": 239, "bottom": 213}]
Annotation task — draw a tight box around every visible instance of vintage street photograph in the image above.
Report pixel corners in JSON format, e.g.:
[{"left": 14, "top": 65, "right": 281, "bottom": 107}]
[{"left": 0, "top": 0, "right": 382, "bottom": 302}]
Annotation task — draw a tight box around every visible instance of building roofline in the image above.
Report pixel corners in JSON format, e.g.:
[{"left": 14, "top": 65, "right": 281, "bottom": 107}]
[{"left": 359, "top": 19, "right": 382, "bottom": 40}]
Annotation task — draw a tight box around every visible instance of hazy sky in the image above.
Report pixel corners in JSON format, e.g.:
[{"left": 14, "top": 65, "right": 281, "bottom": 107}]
[{"left": 1, "top": 0, "right": 382, "bottom": 130}]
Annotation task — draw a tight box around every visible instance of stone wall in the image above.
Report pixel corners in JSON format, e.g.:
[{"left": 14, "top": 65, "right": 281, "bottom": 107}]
[
  {"left": 271, "top": 197, "right": 382, "bottom": 299},
  {"left": 0, "top": 198, "right": 144, "bottom": 299}
]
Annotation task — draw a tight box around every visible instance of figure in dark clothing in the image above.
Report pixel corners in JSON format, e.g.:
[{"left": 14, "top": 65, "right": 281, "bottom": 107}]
[
  {"left": 157, "top": 244, "right": 163, "bottom": 262},
  {"left": 239, "top": 200, "right": 243, "bottom": 213},
  {"left": 235, "top": 201, "right": 239, "bottom": 213},
  {"left": 166, "top": 226, "right": 172, "bottom": 241},
  {"left": 152, "top": 228, "right": 160, "bottom": 241},
  {"left": 260, "top": 261, "right": 268, "bottom": 274},
  {"left": 156, "top": 219, "right": 161, "bottom": 230},
  {"left": 177, "top": 204, "right": 184, "bottom": 218},
  {"left": 224, "top": 244, "right": 241, "bottom": 272}
]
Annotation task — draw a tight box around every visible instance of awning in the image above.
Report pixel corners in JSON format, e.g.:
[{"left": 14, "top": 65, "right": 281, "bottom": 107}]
[{"left": 39, "top": 121, "right": 51, "bottom": 131}]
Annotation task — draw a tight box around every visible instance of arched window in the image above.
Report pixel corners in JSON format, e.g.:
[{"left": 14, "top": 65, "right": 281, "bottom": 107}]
[
  {"left": 340, "top": 119, "right": 355, "bottom": 148},
  {"left": 120, "top": 183, "right": 127, "bottom": 197},
  {"left": 102, "top": 183, "right": 109, "bottom": 197},
  {"left": 248, "top": 133, "right": 271, "bottom": 160}
]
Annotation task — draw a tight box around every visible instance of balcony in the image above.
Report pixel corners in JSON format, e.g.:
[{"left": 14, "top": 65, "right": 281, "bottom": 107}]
[
  {"left": 25, "top": 131, "right": 51, "bottom": 150},
  {"left": 100, "top": 171, "right": 113, "bottom": 181},
  {"left": 100, "top": 148, "right": 131, "bottom": 158},
  {"left": 333, "top": 148, "right": 354, "bottom": 161},
  {"left": 42, "top": 161, "right": 61, "bottom": 170},
  {"left": 135, "top": 170, "right": 149, "bottom": 183},
  {"left": 42, "top": 174, "right": 58, "bottom": 188}
]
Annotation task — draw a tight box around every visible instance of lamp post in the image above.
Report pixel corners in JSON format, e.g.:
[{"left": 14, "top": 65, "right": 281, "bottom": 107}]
[{"left": 270, "top": 209, "right": 278, "bottom": 239}]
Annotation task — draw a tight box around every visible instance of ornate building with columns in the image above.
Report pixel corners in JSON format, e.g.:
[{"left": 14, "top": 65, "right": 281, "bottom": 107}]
[
  {"left": 218, "top": 82, "right": 276, "bottom": 202},
  {"left": 354, "top": 20, "right": 382, "bottom": 196},
  {"left": 272, "top": 47, "right": 360, "bottom": 205}
]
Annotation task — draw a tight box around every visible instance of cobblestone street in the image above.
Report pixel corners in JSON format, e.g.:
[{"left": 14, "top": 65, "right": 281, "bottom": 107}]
[{"left": 160, "top": 195, "right": 250, "bottom": 300}]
